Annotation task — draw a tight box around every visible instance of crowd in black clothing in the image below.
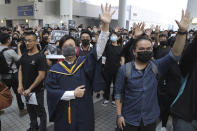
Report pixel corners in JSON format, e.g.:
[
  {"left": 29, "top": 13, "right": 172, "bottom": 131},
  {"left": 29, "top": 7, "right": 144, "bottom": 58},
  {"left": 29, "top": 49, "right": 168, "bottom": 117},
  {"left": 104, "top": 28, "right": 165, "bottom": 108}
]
[{"left": 0, "top": 15, "right": 197, "bottom": 131}]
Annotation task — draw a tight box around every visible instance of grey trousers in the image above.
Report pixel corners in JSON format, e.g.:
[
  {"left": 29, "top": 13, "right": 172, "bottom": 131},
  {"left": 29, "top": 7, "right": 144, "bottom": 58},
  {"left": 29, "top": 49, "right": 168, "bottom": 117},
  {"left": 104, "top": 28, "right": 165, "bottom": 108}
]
[{"left": 173, "top": 117, "right": 197, "bottom": 131}]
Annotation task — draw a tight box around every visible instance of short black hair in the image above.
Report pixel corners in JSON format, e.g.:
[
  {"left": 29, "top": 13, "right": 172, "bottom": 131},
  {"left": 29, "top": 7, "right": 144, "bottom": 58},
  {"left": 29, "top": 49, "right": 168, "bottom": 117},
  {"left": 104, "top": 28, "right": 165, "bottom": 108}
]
[
  {"left": 189, "top": 30, "right": 195, "bottom": 33},
  {"left": 80, "top": 30, "right": 92, "bottom": 39},
  {"left": 42, "top": 30, "right": 50, "bottom": 36},
  {"left": 59, "top": 35, "right": 76, "bottom": 49},
  {"left": 110, "top": 31, "right": 119, "bottom": 37},
  {"left": 159, "top": 34, "right": 167, "bottom": 38},
  {"left": 24, "top": 31, "right": 37, "bottom": 39},
  {"left": 131, "top": 36, "right": 152, "bottom": 51},
  {"left": 129, "top": 31, "right": 133, "bottom": 34},
  {"left": 69, "top": 28, "right": 77, "bottom": 32},
  {"left": 1, "top": 27, "right": 8, "bottom": 32},
  {"left": 0, "top": 33, "right": 10, "bottom": 44}
]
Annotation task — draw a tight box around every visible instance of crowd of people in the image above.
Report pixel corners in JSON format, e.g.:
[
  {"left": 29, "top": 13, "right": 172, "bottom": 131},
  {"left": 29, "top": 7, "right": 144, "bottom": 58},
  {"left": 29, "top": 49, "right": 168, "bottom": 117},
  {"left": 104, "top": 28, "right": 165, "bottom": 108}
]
[{"left": 0, "top": 3, "right": 197, "bottom": 131}]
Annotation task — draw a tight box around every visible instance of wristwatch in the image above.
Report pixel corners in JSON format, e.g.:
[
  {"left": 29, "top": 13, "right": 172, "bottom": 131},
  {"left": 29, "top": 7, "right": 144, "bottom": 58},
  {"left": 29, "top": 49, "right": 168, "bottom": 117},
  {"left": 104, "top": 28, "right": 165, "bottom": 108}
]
[
  {"left": 177, "top": 30, "right": 187, "bottom": 35},
  {"left": 117, "top": 115, "right": 123, "bottom": 118}
]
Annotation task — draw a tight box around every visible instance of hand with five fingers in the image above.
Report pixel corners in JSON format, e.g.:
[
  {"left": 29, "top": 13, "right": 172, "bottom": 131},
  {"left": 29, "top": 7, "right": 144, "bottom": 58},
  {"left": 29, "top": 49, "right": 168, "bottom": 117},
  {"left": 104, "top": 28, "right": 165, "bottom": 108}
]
[
  {"left": 99, "top": 3, "right": 116, "bottom": 25},
  {"left": 175, "top": 10, "right": 192, "bottom": 32},
  {"left": 134, "top": 22, "right": 145, "bottom": 38}
]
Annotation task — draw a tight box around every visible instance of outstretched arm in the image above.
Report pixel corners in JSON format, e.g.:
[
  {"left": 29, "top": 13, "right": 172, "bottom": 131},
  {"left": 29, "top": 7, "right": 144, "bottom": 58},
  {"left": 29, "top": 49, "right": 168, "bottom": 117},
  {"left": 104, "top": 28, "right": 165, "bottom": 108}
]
[
  {"left": 96, "top": 3, "right": 116, "bottom": 60},
  {"left": 172, "top": 10, "right": 192, "bottom": 56}
]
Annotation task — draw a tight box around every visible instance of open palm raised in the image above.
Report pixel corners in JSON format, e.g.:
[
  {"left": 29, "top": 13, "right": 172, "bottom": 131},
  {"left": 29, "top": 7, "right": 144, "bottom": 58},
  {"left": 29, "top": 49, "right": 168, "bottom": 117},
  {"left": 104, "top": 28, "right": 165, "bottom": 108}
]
[
  {"left": 175, "top": 10, "right": 192, "bottom": 32},
  {"left": 99, "top": 3, "right": 116, "bottom": 24}
]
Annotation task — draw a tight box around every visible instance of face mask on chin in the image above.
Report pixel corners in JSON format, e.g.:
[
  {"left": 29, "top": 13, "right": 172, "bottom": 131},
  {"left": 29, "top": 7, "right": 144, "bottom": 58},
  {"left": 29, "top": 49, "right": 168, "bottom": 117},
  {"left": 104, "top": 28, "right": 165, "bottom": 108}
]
[{"left": 136, "top": 51, "right": 153, "bottom": 63}]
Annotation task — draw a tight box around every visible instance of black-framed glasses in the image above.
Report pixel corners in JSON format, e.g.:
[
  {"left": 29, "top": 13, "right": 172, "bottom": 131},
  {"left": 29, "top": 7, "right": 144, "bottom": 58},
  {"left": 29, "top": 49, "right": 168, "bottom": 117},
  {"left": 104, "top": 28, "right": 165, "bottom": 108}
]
[{"left": 24, "top": 39, "right": 36, "bottom": 43}]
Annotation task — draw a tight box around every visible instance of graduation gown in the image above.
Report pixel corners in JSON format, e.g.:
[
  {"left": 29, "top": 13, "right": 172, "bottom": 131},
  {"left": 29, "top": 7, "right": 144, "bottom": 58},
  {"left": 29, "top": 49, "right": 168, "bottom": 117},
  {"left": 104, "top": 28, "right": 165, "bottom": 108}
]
[{"left": 45, "top": 48, "right": 97, "bottom": 131}]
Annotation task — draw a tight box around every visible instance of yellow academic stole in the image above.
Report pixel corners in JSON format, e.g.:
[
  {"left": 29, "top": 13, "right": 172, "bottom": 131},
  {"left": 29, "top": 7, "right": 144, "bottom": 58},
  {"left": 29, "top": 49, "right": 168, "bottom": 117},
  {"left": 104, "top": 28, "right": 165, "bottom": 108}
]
[
  {"left": 49, "top": 59, "right": 85, "bottom": 76},
  {"left": 49, "top": 59, "right": 86, "bottom": 124},
  {"left": 68, "top": 100, "right": 71, "bottom": 124}
]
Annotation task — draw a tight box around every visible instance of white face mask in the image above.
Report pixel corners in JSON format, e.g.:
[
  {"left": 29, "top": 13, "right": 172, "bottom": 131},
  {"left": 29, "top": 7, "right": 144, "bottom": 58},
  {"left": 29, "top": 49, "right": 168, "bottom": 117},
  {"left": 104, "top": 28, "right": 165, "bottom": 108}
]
[
  {"left": 35, "top": 32, "right": 39, "bottom": 37},
  {"left": 78, "top": 28, "right": 82, "bottom": 32},
  {"left": 92, "top": 37, "right": 95, "bottom": 41},
  {"left": 171, "top": 34, "right": 176, "bottom": 37},
  {"left": 110, "top": 35, "right": 118, "bottom": 42}
]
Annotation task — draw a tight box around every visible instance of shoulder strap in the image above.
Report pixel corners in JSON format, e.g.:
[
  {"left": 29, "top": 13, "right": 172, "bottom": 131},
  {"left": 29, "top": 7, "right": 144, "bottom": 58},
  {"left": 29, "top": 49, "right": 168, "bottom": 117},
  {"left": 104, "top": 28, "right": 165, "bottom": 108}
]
[
  {"left": 150, "top": 61, "right": 158, "bottom": 76},
  {"left": 0, "top": 48, "right": 14, "bottom": 73},
  {"left": 1, "top": 48, "right": 9, "bottom": 54},
  {"left": 125, "top": 62, "right": 132, "bottom": 79},
  {"left": 125, "top": 61, "right": 158, "bottom": 78},
  {"left": 121, "top": 62, "right": 132, "bottom": 103}
]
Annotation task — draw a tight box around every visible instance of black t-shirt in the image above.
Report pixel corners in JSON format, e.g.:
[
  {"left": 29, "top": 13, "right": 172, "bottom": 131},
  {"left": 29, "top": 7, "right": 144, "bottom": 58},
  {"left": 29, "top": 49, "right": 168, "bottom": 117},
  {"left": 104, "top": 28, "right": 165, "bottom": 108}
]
[
  {"left": 104, "top": 43, "right": 122, "bottom": 73},
  {"left": 154, "top": 46, "right": 171, "bottom": 59},
  {"left": 121, "top": 38, "right": 135, "bottom": 63},
  {"left": 20, "top": 52, "right": 47, "bottom": 92}
]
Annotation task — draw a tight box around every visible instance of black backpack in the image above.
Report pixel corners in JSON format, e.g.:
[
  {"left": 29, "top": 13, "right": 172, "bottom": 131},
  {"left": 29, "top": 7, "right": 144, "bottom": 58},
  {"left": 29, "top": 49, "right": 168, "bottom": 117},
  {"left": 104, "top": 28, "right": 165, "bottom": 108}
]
[{"left": 0, "top": 48, "right": 13, "bottom": 74}]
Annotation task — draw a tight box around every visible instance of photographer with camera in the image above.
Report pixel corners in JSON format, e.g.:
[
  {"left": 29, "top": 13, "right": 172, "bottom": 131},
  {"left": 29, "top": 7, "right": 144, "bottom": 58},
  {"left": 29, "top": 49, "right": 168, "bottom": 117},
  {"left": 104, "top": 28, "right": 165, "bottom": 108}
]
[{"left": 0, "top": 32, "right": 26, "bottom": 116}]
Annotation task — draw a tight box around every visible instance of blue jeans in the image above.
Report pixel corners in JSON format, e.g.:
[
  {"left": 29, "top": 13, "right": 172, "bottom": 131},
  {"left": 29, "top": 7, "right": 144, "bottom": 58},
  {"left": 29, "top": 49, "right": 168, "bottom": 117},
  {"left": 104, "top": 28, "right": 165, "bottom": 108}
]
[{"left": 173, "top": 117, "right": 197, "bottom": 131}]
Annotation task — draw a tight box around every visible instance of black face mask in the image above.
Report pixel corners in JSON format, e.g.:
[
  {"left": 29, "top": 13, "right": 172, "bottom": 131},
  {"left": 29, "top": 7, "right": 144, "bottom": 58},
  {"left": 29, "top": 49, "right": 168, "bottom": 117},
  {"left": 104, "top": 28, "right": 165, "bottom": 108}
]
[
  {"left": 43, "top": 36, "right": 48, "bottom": 42},
  {"left": 160, "top": 41, "right": 168, "bottom": 46},
  {"left": 12, "top": 37, "right": 18, "bottom": 41},
  {"left": 137, "top": 51, "right": 153, "bottom": 63},
  {"left": 82, "top": 39, "right": 90, "bottom": 47}
]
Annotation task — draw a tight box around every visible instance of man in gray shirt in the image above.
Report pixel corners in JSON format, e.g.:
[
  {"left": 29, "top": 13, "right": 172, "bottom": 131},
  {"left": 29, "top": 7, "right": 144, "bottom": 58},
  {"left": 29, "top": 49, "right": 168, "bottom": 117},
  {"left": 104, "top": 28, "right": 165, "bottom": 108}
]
[{"left": 0, "top": 33, "right": 26, "bottom": 116}]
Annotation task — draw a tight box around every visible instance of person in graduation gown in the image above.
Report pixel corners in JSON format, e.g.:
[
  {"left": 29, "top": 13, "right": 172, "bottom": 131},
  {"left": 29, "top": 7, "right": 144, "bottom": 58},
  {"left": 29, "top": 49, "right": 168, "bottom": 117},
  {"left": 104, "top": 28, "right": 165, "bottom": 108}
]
[{"left": 45, "top": 4, "right": 115, "bottom": 131}]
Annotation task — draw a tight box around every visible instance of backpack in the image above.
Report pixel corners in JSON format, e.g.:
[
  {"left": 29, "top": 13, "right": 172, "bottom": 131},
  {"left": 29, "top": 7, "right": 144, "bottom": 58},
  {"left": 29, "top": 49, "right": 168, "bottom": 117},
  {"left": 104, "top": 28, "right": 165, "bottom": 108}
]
[
  {"left": 125, "top": 61, "right": 158, "bottom": 79},
  {"left": 121, "top": 61, "right": 158, "bottom": 102},
  {"left": 0, "top": 48, "right": 13, "bottom": 74}
]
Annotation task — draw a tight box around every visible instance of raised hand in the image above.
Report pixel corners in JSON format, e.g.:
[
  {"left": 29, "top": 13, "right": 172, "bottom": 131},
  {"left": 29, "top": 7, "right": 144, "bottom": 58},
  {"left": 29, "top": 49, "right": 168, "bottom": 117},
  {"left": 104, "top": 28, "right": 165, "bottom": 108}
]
[
  {"left": 99, "top": 3, "right": 116, "bottom": 25},
  {"left": 150, "top": 25, "right": 154, "bottom": 32},
  {"left": 155, "top": 25, "right": 160, "bottom": 34},
  {"left": 37, "top": 25, "right": 41, "bottom": 32},
  {"left": 17, "top": 25, "right": 23, "bottom": 34},
  {"left": 133, "top": 22, "right": 137, "bottom": 30},
  {"left": 175, "top": 10, "right": 192, "bottom": 32},
  {"left": 134, "top": 22, "right": 145, "bottom": 38}
]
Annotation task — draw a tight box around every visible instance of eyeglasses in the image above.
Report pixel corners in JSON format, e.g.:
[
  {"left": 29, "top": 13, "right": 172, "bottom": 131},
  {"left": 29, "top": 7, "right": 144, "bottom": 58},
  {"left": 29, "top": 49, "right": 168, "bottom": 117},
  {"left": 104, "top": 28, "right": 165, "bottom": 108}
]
[{"left": 24, "top": 39, "right": 36, "bottom": 43}]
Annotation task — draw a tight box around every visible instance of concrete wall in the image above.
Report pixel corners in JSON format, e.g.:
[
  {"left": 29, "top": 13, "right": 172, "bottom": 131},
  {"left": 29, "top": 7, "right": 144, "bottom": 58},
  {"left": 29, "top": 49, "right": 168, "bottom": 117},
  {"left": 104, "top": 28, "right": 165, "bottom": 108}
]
[
  {"left": 0, "top": 0, "right": 58, "bottom": 27},
  {"left": 187, "top": 0, "right": 197, "bottom": 30},
  {"left": 73, "top": 0, "right": 131, "bottom": 21},
  {"left": 0, "top": 0, "right": 5, "bottom": 4},
  {"left": 0, "top": 0, "right": 184, "bottom": 30},
  {"left": 42, "top": 0, "right": 60, "bottom": 25}
]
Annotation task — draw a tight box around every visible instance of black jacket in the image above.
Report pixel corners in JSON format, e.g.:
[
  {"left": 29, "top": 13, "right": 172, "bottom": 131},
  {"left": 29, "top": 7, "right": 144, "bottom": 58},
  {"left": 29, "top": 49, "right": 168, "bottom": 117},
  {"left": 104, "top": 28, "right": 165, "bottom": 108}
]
[{"left": 171, "top": 36, "right": 197, "bottom": 121}]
